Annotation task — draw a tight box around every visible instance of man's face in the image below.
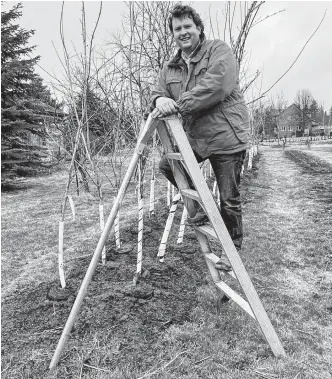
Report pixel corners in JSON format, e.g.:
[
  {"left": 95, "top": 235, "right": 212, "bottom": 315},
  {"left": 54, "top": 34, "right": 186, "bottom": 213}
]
[{"left": 172, "top": 16, "right": 201, "bottom": 55}]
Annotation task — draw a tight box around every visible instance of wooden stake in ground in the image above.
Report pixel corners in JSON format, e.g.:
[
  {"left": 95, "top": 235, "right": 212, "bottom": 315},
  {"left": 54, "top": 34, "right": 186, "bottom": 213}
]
[
  {"left": 157, "top": 192, "right": 181, "bottom": 262},
  {"left": 177, "top": 205, "right": 188, "bottom": 244}
]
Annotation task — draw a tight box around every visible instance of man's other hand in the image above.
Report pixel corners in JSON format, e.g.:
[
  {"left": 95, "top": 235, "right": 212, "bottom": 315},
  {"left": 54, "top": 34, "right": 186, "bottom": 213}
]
[{"left": 151, "top": 97, "right": 178, "bottom": 119}]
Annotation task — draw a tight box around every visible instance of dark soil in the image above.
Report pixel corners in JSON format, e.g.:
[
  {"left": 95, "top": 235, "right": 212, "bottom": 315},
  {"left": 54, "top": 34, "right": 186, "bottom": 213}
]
[
  {"left": 3, "top": 146, "right": 330, "bottom": 379},
  {"left": 1, "top": 153, "right": 260, "bottom": 378}
]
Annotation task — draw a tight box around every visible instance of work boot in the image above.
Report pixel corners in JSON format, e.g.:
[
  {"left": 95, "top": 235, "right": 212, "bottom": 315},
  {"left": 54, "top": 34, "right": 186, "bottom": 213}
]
[
  {"left": 215, "top": 254, "right": 232, "bottom": 271},
  {"left": 186, "top": 210, "right": 209, "bottom": 226}
]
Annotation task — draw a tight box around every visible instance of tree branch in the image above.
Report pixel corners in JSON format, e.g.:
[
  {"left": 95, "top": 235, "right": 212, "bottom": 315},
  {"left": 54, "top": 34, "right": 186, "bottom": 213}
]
[{"left": 248, "top": 9, "right": 327, "bottom": 105}]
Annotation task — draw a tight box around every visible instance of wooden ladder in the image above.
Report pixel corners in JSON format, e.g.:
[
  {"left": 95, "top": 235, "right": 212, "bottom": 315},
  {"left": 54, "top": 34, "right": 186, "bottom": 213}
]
[
  {"left": 156, "top": 116, "right": 285, "bottom": 358},
  {"left": 49, "top": 115, "right": 285, "bottom": 370}
]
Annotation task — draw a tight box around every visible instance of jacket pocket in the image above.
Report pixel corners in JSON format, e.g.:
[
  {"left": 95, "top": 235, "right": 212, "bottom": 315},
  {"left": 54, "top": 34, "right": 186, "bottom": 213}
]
[
  {"left": 166, "top": 77, "right": 182, "bottom": 101},
  {"left": 194, "top": 58, "right": 209, "bottom": 85},
  {"left": 222, "top": 102, "right": 250, "bottom": 143}
]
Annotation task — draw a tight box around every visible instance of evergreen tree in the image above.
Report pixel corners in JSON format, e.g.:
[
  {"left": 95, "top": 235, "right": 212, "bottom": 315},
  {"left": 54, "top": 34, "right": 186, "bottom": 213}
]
[
  {"left": 309, "top": 99, "right": 318, "bottom": 120},
  {"left": 1, "top": 3, "right": 60, "bottom": 187}
]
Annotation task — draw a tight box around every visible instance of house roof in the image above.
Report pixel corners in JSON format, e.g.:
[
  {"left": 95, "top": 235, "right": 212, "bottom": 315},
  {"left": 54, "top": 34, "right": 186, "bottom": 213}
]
[{"left": 278, "top": 103, "right": 319, "bottom": 125}]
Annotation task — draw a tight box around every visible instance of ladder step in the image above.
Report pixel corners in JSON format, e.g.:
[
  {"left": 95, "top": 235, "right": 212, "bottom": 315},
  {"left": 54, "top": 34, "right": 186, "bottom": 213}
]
[
  {"left": 181, "top": 188, "right": 201, "bottom": 202},
  {"left": 215, "top": 280, "right": 255, "bottom": 319},
  {"left": 195, "top": 224, "right": 217, "bottom": 239},
  {"left": 166, "top": 152, "right": 183, "bottom": 161}
]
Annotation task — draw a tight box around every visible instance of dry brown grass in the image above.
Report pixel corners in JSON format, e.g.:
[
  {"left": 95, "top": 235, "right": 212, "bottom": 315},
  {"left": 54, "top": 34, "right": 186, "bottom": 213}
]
[{"left": 1, "top": 145, "right": 332, "bottom": 379}]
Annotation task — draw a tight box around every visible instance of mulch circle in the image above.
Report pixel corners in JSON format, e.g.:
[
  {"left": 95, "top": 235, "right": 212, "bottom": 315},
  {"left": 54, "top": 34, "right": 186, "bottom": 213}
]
[
  {"left": 117, "top": 244, "right": 134, "bottom": 254},
  {"left": 47, "top": 285, "right": 73, "bottom": 301},
  {"left": 129, "top": 226, "right": 153, "bottom": 235}
]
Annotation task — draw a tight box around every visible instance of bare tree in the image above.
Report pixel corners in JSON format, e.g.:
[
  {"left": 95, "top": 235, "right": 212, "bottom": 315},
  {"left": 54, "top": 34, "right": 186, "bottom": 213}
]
[
  {"left": 294, "top": 89, "right": 314, "bottom": 126},
  {"left": 103, "top": 1, "right": 176, "bottom": 196},
  {"left": 294, "top": 89, "right": 316, "bottom": 148}
]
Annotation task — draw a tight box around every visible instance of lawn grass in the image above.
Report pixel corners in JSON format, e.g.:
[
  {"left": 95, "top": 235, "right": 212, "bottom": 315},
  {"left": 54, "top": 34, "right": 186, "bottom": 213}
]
[{"left": 1, "top": 145, "right": 332, "bottom": 379}]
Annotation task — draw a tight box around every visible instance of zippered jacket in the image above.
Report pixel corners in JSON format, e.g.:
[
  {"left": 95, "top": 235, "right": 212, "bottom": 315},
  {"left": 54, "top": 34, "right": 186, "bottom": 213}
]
[{"left": 150, "top": 38, "right": 250, "bottom": 158}]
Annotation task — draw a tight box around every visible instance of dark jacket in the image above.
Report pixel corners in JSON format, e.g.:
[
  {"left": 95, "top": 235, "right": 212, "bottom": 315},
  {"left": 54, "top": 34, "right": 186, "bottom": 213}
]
[{"left": 150, "top": 38, "right": 250, "bottom": 158}]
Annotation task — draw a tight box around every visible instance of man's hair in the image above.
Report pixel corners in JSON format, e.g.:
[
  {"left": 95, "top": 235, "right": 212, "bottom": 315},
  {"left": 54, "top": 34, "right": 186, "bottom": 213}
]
[{"left": 168, "top": 4, "right": 205, "bottom": 38}]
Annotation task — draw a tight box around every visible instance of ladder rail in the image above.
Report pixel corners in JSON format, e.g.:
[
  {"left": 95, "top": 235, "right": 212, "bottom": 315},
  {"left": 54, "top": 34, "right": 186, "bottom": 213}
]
[{"left": 163, "top": 116, "right": 286, "bottom": 358}]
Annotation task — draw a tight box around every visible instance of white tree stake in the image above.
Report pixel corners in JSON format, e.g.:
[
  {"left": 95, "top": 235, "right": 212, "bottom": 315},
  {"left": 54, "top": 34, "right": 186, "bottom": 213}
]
[
  {"left": 240, "top": 165, "right": 244, "bottom": 176},
  {"left": 214, "top": 183, "right": 221, "bottom": 206},
  {"left": 247, "top": 147, "right": 253, "bottom": 170},
  {"left": 149, "top": 177, "right": 155, "bottom": 217},
  {"left": 253, "top": 145, "right": 258, "bottom": 156},
  {"left": 113, "top": 196, "right": 121, "bottom": 250},
  {"left": 167, "top": 181, "right": 171, "bottom": 207},
  {"left": 149, "top": 130, "right": 157, "bottom": 217},
  {"left": 213, "top": 180, "right": 217, "bottom": 196},
  {"left": 58, "top": 221, "right": 66, "bottom": 288},
  {"left": 177, "top": 205, "right": 188, "bottom": 244},
  {"left": 99, "top": 203, "right": 106, "bottom": 264},
  {"left": 136, "top": 186, "right": 144, "bottom": 275},
  {"left": 67, "top": 195, "right": 75, "bottom": 221},
  {"left": 157, "top": 193, "right": 181, "bottom": 262},
  {"left": 209, "top": 162, "right": 212, "bottom": 177},
  {"left": 171, "top": 184, "right": 175, "bottom": 201}
]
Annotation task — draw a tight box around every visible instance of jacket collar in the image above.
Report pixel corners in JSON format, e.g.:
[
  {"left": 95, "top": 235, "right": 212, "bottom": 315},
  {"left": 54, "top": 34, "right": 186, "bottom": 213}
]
[{"left": 168, "top": 36, "right": 207, "bottom": 68}]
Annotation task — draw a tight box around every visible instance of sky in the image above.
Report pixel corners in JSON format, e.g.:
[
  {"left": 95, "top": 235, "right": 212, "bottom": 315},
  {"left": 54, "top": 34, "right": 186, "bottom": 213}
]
[{"left": 2, "top": 0, "right": 332, "bottom": 111}]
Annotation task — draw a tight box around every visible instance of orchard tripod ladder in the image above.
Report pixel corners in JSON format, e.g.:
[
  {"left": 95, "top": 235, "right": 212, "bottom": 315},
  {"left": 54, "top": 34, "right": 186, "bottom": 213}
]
[{"left": 49, "top": 115, "right": 285, "bottom": 369}]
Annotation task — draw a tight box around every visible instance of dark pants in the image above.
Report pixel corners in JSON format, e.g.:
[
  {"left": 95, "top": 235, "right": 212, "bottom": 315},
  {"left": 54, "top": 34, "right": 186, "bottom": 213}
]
[{"left": 159, "top": 150, "right": 246, "bottom": 250}]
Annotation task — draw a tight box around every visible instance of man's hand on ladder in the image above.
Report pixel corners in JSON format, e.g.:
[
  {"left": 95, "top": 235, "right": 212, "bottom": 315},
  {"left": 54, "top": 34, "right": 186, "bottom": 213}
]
[{"left": 151, "top": 97, "right": 178, "bottom": 119}]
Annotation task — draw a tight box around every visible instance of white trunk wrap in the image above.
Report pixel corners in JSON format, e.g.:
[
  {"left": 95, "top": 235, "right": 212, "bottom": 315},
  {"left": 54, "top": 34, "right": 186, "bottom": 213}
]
[
  {"left": 177, "top": 206, "right": 188, "bottom": 244},
  {"left": 157, "top": 193, "right": 181, "bottom": 262},
  {"left": 58, "top": 221, "right": 66, "bottom": 288}
]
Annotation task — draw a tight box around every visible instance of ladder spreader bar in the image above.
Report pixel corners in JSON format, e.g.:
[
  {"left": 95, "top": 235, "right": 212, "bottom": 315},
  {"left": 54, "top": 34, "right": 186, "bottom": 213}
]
[
  {"left": 215, "top": 280, "right": 255, "bottom": 319},
  {"left": 181, "top": 188, "right": 201, "bottom": 202},
  {"left": 194, "top": 224, "right": 217, "bottom": 239},
  {"left": 166, "top": 152, "right": 183, "bottom": 160}
]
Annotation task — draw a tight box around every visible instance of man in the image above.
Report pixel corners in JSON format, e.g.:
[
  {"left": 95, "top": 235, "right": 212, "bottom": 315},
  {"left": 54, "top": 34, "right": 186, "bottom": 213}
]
[{"left": 150, "top": 5, "right": 250, "bottom": 270}]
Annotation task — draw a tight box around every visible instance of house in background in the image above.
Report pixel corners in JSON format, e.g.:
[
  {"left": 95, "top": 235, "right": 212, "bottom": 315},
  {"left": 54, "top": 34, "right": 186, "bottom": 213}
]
[
  {"left": 263, "top": 103, "right": 321, "bottom": 139},
  {"left": 277, "top": 103, "right": 319, "bottom": 138}
]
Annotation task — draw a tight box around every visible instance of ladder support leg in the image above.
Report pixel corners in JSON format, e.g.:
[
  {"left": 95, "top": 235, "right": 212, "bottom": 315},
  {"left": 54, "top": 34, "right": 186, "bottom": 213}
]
[{"left": 49, "top": 117, "right": 157, "bottom": 369}]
